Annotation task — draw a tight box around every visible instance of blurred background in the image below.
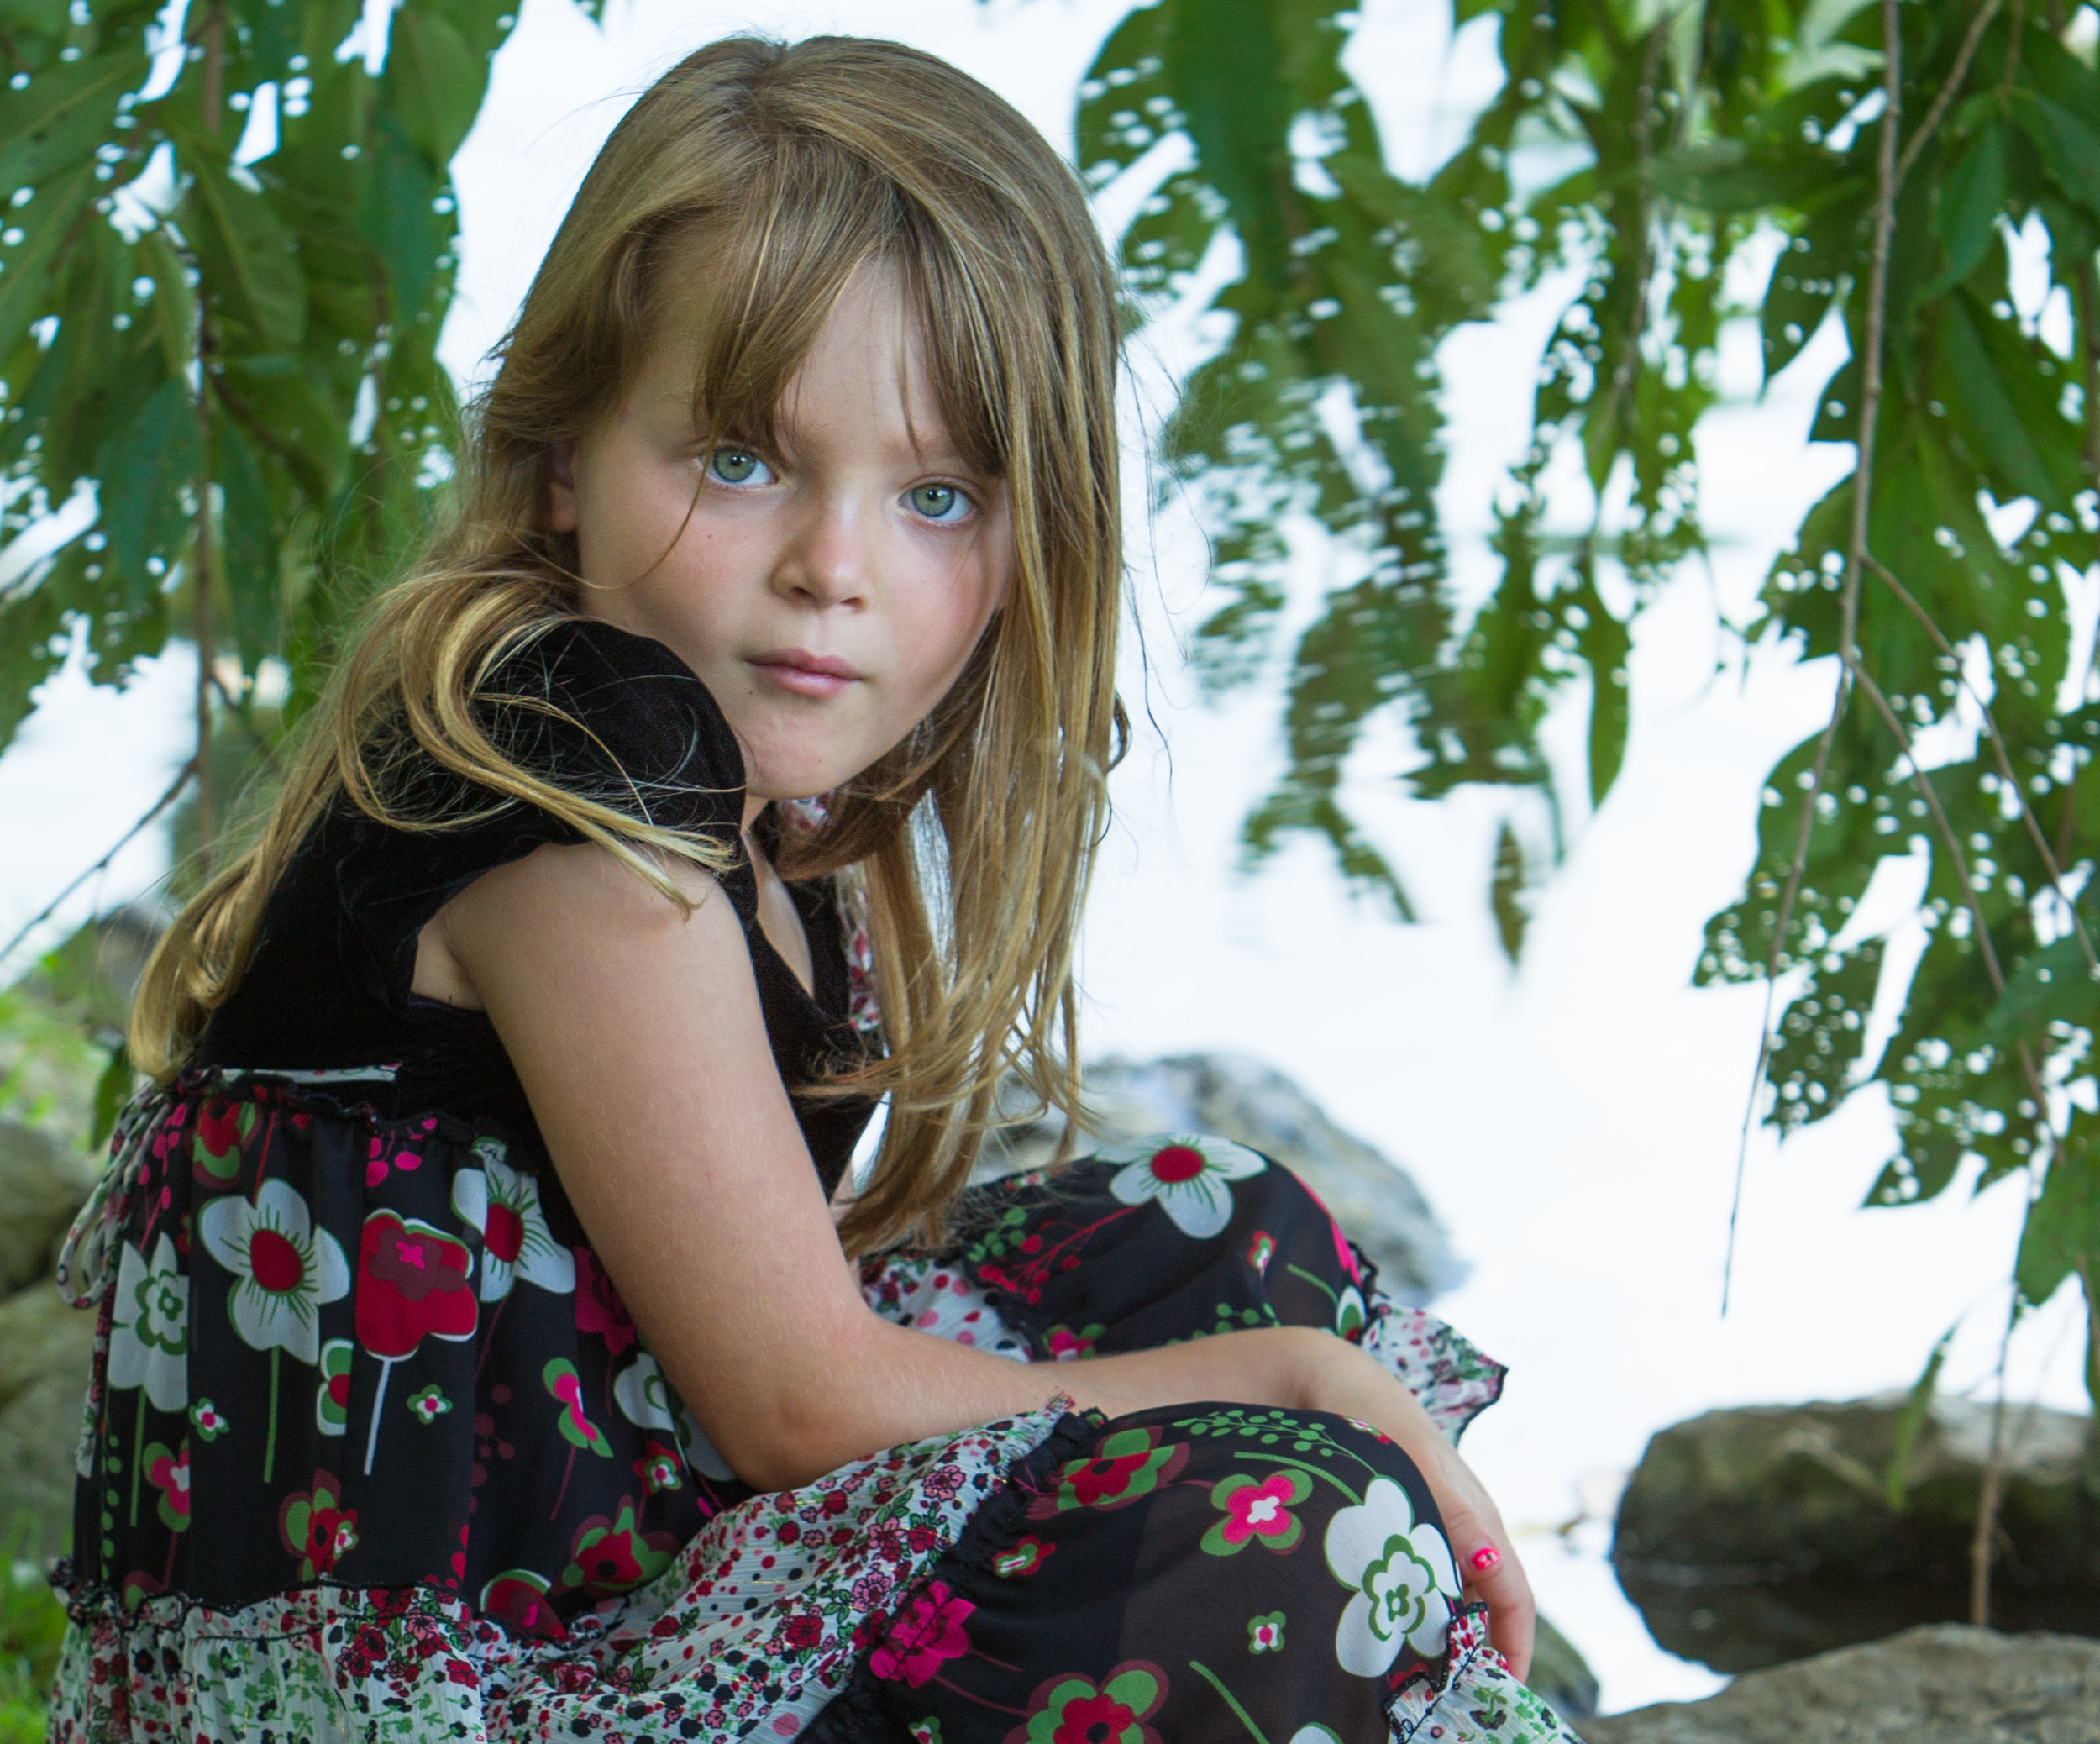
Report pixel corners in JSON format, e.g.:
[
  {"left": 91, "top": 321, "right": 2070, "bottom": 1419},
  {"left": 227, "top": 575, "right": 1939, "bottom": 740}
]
[{"left": 3, "top": 0, "right": 2099, "bottom": 1727}]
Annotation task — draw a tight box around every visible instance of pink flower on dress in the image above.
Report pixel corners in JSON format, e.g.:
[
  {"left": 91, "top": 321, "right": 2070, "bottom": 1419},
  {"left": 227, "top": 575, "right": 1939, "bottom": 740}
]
[
  {"left": 574, "top": 1248, "right": 637, "bottom": 1354},
  {"left": 869, "top": 1581, "right": 974, "bottom": 1686},
  {"left": 1201, "top": 1470, "right": 1310, "bottom": 1555}
]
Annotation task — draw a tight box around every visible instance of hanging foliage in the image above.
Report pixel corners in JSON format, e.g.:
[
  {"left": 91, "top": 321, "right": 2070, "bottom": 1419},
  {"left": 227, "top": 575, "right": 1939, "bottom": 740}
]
[
  {"left": 1076, "top": 0, "right": 2100, "bottom": 1517},
  {"left": 0, "top": 0, "right": 546, "bottom": 781}
]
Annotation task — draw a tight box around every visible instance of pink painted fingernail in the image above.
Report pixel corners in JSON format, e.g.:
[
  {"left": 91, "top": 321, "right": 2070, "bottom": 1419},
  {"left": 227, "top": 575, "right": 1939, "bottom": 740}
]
[{"left": 1469, "top": 1546, "right": 1501, "bottom": 1573}]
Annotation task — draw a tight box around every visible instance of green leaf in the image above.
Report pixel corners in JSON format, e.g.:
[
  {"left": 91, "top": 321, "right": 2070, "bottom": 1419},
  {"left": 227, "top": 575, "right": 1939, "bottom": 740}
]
[
  {"left": 0, "top": 0, "right": 69, "bottom": 34},
  {"left": 385, "top": 8, "right": 485, "bottom": 167},
  {"left": 355, "top": 111, "right": 444, "bottom": 326},
  {"left": 1761, "top": 186, "right": 1870, "bottom": 387},
  {"left": 183, "top": 152, "right": 306, "bottom": 351},
  {"left": 216, "top": 358, "right": 347, "bottom": 505},
  {"left": 1162, "top": 0, "right": 1298, "bottom": 313},
  {"left": 1767, "top": 940, "right": 1887, "bottom": 1136},
  {"left": 2016, "top": 1116, "right": 2100, "bottom": 1309},
  {"left": 1934, "top": 292, "right": 2071, "bottom": 512},
  {"left": 1490, "top": 821, "right": 1527, "bottom": 964},
  {"left": 214, "top": 415, "right": 281, "bottom": 670},
  {"left": 0, "top": 45, "right": 149, "bottom": 195},
  {"left": 136, "top": 228, "right": 197, "bottom": 382},
  {"left": 2009, "top": 90, "right": 2100, "bottom": 220},
  {"left": 95, "top": 375, "right": 202, "bottom": 609},
  {"left": 0, "top": 159, "right": 96, "bottom": 355},
  {"left": 1573, "top": 574, "right": 1630, "bottom": 808},
  {"left": 1982, "top": 933, "right": 2100, "bottom": 1045},
  {"left": 1926, "top": 122, "right": 2006, "bottom": 296},
  {"left": 1075, "top": 0, "right": 1174, "bottom": 182},
  {"left": 1884, "top": 1323, "right": 1956, "bottom": 1509}
]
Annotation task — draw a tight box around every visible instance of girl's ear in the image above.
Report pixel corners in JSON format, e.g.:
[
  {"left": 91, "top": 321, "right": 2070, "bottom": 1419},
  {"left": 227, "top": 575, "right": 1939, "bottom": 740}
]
[{"left": 548, "top": 441, "right": 579, "bottom": 532}]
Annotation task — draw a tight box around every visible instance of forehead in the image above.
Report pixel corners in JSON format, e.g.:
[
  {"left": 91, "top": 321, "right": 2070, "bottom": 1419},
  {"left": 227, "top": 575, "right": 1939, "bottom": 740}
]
[{"left": 637, "top": 241, "right": 978, "bottom": 465}]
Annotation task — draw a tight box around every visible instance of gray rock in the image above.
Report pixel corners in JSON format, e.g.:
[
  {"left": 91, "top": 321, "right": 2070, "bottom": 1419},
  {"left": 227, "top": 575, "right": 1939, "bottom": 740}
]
[
  {"left": 1578, "top": 1623, "right": 2100, "bottom": 1744},
  {"left": 974, "top": 1053, "right": 1464, "bottom": 1302},
  {"left": 1533, "top": 1615, "right": 1602, "bottom": 1721},
  {"left": 0, "top": 1282, "right": 96, "bottom": 1558},
  {"left": 0, "top": 1122, "right": 95, "bottom": 1297},
  {"left": 1614, "top": 1397, "right": 2100, "bottom": 1672}
]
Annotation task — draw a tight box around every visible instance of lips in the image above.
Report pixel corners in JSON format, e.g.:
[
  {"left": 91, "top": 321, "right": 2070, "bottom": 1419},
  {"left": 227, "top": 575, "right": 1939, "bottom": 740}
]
[{"left": 749, "top": 649, "right": 860, "bottom": 699}]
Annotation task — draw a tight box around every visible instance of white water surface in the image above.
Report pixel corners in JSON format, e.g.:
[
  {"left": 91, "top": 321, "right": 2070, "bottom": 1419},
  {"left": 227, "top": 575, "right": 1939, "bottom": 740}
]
[{"left": 3, "top": 0, "right": 2093, "bottom": 1715}]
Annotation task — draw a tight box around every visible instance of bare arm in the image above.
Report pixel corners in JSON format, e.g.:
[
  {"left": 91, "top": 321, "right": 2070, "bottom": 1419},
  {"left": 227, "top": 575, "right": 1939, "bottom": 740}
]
[{"left": 433, "top": 841, "right": 1532, "bottom": 1676}]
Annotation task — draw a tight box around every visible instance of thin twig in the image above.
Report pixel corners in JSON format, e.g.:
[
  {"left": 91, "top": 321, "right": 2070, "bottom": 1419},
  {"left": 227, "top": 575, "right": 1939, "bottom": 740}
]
[
  {"left": 1999, "top": 0, "right": 2029, "bottom": 100},
  {"left": 0, "top": 760, "right": 199, "bottom": 970},
  {"left": 1896, "top": 0, "right": 2006, "bottom": 189},
  {"left": 1723, "top": 0, "right": 1904, "bottom": 1316},
  {"left": 1971, "top": 1287, "right": 2022, "bottom": 1626},
  {"left": 1849, "top": 649, "right": 2047, "bottom": 1628},
  {"left": 1865, "top": 553, "right": 2098, "bottom": 978}
]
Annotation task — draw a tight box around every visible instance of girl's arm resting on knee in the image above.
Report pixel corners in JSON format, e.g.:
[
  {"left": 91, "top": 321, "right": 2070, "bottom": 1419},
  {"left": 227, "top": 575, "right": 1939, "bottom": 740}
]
[
  {"left": 438, "top": 843, "right": 1326, "bottom": 1476},
  {"left": 438, "top": 842, "right": 1530, "bottom": 1674}
]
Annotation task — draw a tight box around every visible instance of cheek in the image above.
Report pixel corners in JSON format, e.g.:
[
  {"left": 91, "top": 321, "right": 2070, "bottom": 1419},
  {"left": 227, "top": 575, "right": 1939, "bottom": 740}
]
[
  {"left": 577, "top": 466, "right": 706, "bottom": 581},
  {"left": 906, "top": 568, "right": 1002, "bottom": 701}
]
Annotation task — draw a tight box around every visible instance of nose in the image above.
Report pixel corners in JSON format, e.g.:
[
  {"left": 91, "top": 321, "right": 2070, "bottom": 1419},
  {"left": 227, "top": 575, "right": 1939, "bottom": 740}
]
[{"left": 771, "top": 494, "right": 870, "bottom": 612}]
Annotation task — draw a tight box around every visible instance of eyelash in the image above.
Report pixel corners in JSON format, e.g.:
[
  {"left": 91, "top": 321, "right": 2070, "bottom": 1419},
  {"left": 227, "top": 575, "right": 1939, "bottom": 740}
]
[{"left": 700, "top": 449, "right": 977, "bottom": 525}]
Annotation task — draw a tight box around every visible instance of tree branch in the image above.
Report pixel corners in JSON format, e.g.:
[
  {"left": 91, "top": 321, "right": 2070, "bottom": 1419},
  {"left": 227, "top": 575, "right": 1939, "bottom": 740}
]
[
  {"left": 1897, "top": 0, "right": 2005, "bottom": 190},
  {"left": 0, "top": 760, "right": 199, "bottom": 971},
  {"left": 1725, "top": 0, "right": 1904, "bottom": 1317}
]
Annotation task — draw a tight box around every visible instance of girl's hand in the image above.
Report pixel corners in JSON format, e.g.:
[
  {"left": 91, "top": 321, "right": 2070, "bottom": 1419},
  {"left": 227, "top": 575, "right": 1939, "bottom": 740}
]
[{"left": 1294, "top": 1331, "right": 1536, "bottom": 1681}]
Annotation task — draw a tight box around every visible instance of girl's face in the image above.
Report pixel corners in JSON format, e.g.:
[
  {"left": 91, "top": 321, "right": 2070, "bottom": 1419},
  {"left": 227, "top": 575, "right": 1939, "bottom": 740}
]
[{"left": 553, "top": 261, "right": 1013, "bottom": 823}]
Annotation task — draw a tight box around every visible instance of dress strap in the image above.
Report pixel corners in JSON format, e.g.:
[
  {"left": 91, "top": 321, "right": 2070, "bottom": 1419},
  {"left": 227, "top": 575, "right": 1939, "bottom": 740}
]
[{"left": 54, "top": 1082, "right": 176, "bottom": 1308}]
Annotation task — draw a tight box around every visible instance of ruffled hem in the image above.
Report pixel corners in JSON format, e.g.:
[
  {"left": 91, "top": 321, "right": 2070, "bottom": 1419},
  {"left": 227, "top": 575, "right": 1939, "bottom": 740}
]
[
  {"left": 800, "top": 1412, "right": 1100, "bottom": 1744},
  {"left": 1389, "top": 1607, "right": 1581, "bottom": 1744},
  {"left": 49, "top": 1403, "right": 1076, "bottom": 1743}
]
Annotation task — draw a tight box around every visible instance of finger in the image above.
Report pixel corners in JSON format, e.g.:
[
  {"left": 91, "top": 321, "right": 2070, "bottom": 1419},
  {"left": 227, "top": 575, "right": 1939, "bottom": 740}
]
[{"left": 1458, "top": 1537, "right": 1535, "bottom": 1682}]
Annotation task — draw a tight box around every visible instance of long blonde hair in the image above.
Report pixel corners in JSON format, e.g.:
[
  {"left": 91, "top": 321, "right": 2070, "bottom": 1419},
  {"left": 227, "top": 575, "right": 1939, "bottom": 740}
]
[{"left": 131, "top": 34, "right": 1126, "bottom": 1254}]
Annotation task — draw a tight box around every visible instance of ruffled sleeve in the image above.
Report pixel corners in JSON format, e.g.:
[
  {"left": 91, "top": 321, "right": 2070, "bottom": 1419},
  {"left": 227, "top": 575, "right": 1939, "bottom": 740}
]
[{"left": 332, "top": 617, "right": 748, "bottom": 1018}]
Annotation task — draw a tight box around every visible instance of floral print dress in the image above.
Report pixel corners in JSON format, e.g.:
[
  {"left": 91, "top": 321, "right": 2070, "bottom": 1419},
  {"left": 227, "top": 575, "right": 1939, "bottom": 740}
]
[{"left": 44, "top": 622, "right": 1582, "bottom": 1744}]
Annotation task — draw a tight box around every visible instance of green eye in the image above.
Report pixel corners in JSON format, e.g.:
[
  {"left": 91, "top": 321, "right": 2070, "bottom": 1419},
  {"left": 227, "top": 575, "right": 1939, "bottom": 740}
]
[
  {"left": 910, "top": 484, "right": 963, "bottom": 521},
  {"left": 708, "top": 449, "right": 764, "bottom": 484}
]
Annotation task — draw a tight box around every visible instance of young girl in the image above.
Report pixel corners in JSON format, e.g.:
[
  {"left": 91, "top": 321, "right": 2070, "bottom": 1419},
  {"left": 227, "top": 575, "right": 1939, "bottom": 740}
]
[{"left": 50, "top": 35, "right": 1581, "bottom": 1744}]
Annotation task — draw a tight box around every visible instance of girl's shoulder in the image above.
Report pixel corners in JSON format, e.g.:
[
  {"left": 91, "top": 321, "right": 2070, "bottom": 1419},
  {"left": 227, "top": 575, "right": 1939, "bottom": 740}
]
[{"left": 199, "top": 619, "right": 757, "bottom": 1069}]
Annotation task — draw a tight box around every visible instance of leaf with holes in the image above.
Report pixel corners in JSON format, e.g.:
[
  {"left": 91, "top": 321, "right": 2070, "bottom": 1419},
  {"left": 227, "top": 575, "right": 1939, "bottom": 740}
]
[
  {"left": 0, "top": 45, "right": 149, "bottom": 195},
  {"left": 2014, "top": 1116, "right": 2100, "bottom": 1310},
  {"left": 184, "top": 152, "right": 306, "bottom": 352},
  {"left": 1767, "top": 941, "right": 1887, "bottom": 1137}
]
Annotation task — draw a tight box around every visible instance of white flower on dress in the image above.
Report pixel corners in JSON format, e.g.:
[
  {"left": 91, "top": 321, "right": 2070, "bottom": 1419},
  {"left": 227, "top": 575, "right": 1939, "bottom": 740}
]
[
  {"left": 613, "top": 1353, "right": 676, "bottom": 1432},
  {"left": 198, "top": 1179, "right": 349, "bottom": 1366},
  {"left": 1102, "top": 1134, "right": 1267, "bottom": 1240},
  {"left": 108, "top": 1232, "right": 188, "bottom": 1412},
  {"left": 451, "top": 1139, "right": 575, "bottom": 1301},
  {"left": 1324, "top": 1477, "right": 1460, "bottom": 1676},
  {"left": 675, "top": 1403, "right": 738, "bottom": 1483}
]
